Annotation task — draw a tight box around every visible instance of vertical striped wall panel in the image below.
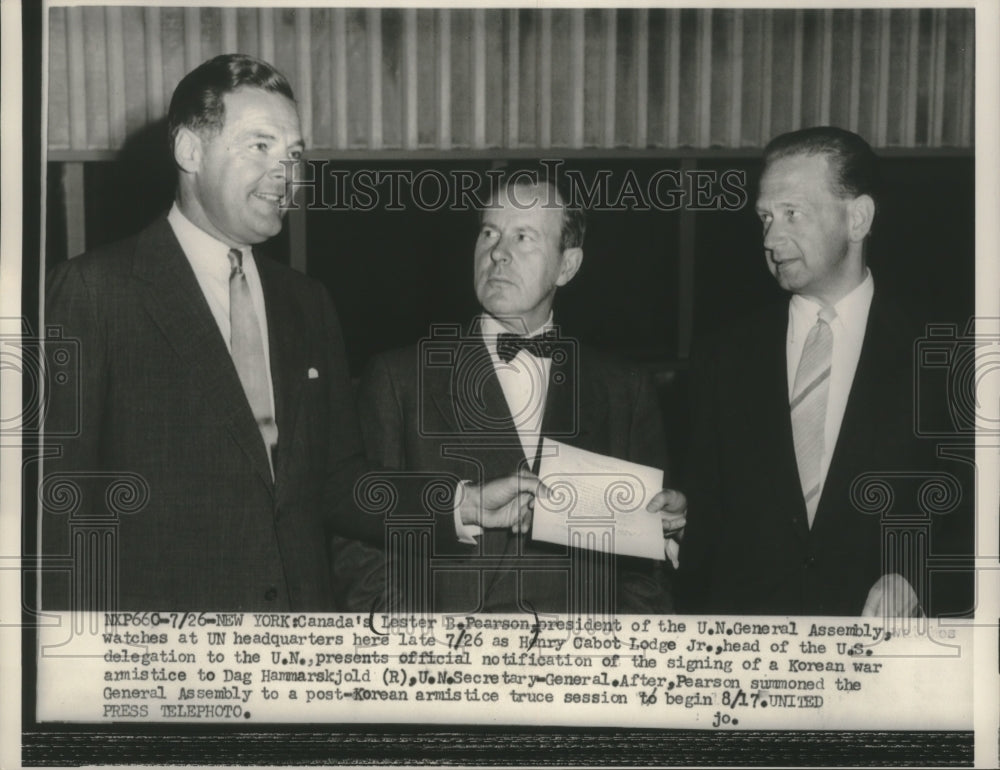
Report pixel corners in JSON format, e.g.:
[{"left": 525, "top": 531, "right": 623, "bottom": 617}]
[{"left": 47, "top": 6, "right": 975, "bottom": 153}]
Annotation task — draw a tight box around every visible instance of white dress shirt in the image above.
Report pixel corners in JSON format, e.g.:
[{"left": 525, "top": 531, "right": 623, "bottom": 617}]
[
  {"left": 786, "top": 270, "right": 874, "bottom": 503},
  {"left": 167, "top": 204, "right": 278, "bottom": 437},
  {"left": 480, "top": 313, "right": 554, "bottom": 466},
  {"left": 453, "top": 313, "right": 555, "bottom": 543}
]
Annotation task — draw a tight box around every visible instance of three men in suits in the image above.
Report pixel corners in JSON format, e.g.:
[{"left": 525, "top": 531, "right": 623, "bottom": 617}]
[
  {"left": 679, "top": 127, "right": 929, "bottom": 616},
  {"left": 357, "top": 170, "right": 685, "bottom": 615},
  {"left": 41, "top": 54, "right": 531, "bottom": 611}
]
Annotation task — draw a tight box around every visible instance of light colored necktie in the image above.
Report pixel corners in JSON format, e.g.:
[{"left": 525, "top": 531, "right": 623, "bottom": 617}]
[
  {"left": 790, "top": 306, "right": 836, "bottom": 527},
  {"left": 228, "top": 248, "right": 277, "bottom": 478}
]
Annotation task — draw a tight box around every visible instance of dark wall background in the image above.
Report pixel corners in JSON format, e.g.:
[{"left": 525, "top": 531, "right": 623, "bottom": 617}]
[
  {"left": 302, "top": 159, "right": 685, "bottom": 370},
  {"left": 46, "top": 153, "right": 975, "bottom": 369}
]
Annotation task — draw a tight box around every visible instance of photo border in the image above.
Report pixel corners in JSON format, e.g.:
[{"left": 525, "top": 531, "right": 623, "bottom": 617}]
[{"left": 5, "top": 1, "right": 996, "bottom": 767}]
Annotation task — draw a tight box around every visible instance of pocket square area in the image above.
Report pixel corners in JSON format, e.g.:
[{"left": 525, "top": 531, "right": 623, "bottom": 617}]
[{"left": 308, "top": 367, "right": 319, "bottom": 379}]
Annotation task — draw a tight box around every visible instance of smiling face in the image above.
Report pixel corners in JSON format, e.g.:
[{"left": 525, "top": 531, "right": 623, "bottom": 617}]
[
  {"left": 755, "top": 152, "right": 872, "bottom": 306},
  {"left": 175, "top": 87, "right": 304, "bottom": 248},
  {"left": 474, "top": 184, "right": 583, "bottom": 333}
]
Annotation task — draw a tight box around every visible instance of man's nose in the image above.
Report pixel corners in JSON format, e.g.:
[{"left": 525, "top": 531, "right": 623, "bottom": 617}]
[
  {"left": 490, "top": 237, "right": 512, "bottom": 263},
  {"left": 762, "top": 220, "right": 784, "bottom": 250},
  {"left": 269, "top": 158, "right": 296, "bottom": 183}
]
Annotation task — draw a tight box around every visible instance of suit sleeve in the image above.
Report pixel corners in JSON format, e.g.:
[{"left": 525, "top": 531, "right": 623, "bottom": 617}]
[
  {"left": 313, "top": 288, "right": 398, "bottom": 611},
  {"left": 314, "top": 284, "right": 390, "bottom": 545},
  {"left": 357, "top": 352, "right": 471, "bottom": 557},
  {"left": 614, "top": 366, "right": 676, "bottom": 614},
  {"left": 627, "top": 368, "right": 671, "bottom": 476},
  {"left": 317, "top": 289, "right": 459, "bottom": 549},
  {"left": 41, "top": 259, "right": 108, "bottom": 609},
  {"left": 356, "top": 353, "right": 406, "bottom": 470}
]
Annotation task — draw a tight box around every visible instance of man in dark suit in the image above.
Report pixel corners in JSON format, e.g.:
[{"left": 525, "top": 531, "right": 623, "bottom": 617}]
[
  {"left": 679, "top": 127, "right": 931, "bottom": 617},
  {"left": 357, "top": 170, "right": 685, "bottom": 615},
  {"left": 40, "top": 54, "right": 533, "bottom": 611}
]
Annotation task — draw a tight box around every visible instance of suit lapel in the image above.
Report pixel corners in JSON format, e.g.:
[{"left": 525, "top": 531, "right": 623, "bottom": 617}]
[
  {"left": 758, "top": 303, "right": 812, "bottom": 542},
  {"left": 427, "top": 327, "right": 529, "bottom": 480},
  {"left": 430, "top": 327, "right": 610, "bottom": 485},
  {"left": 435, "top": 323, "right": 608, "bottom": 606},
  {"left": 426, "top": 333, "right": 526, "bottom": 580},
  {"left": 540, "top": 337, "right": 572, "bottom": 445},
  {"left": 814, "top": 292, "right": 898, "bottom": 530},
  {"left": 131, "top": 218, "right": 274, "bottom": 495},
  {"left": 545, "top": 338, "right": 606, "bottom": 455},
  {"left": 255, "top": 253, "right": 308, "bottom": 490}
]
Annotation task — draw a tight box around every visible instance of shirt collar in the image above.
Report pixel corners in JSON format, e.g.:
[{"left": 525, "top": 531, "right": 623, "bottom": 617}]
[
  {"left": 788, "top": 269, "right": 874, "bottom": 342},
  {"left": 167, "top": 202, "right": 250, "bottom": 280},
  {"left": 479, "top": 312, "right": 555, "bottom": 356}
]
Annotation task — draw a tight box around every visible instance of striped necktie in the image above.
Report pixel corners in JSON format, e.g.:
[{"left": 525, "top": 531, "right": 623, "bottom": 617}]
[
  {"left": 790, "top": 305, "right": 836, "bottom": 527},
  {"left": 228, "top": 248, "right": 277, "bottom": 479}
]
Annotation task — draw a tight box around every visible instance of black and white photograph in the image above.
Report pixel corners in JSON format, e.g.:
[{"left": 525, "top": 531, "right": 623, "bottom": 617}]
[{"left": 1, "top": 1, "right": 997, "bottom": 767}]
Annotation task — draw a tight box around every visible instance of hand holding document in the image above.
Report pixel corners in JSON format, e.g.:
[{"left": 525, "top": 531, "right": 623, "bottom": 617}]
[{"left": 532, "top": 438, "right": 665, "bottom": 561}]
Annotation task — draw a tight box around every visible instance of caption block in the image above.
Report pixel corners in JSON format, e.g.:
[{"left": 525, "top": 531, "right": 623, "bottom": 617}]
[{"left": 37, "top": 612, "right": 971, "bottom": 729}]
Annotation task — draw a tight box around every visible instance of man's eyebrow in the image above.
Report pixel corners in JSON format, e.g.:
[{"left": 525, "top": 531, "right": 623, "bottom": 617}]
[
  {"left": 241, "top": 130, "right": 305, "bottom": 150},
  {"left": 757, "top": 196, "right": 804, "bottom": 209},
  {"left": 243, "top": 130, "right": 278, "bottom": 141}
]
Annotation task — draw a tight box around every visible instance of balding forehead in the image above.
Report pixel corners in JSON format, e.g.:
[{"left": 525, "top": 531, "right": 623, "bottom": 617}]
[
  {"left": 486, "top": 181, "right": 562, "bottom": 210},
  {"left": 761, "top": 152, "right": 840, "bottom": 198},
  {"left": 484, "top": 188, "right": 564, "bottom": 225}
]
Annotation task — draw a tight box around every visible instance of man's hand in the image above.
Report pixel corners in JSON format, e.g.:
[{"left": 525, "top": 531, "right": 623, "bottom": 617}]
[
  {"left": 861, "top": 573, "right": 921, "bottom": 618},
  {"left": 646, "top": 488, "right": 687, "bottom": 567},
  {"left": 647, "top": 488, "right": 687, "bottom": 540},
  {"left": 459, "top": 470, "right": 543, "bottom": 534}
]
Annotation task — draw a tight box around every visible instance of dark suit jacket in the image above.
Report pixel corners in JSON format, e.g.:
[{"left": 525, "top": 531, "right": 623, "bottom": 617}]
[
  {"left": 42, "top": 217, "right": 383, "bottom": 611},
  {"left": 678, "top": 290, "right": 934, "bottom": 615},
  {"left": 356, "top": 321, "right": 673, "bottom": 615}
]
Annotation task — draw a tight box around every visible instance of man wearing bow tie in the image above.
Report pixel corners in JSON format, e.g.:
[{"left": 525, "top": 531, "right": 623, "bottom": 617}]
[{"left": 356, "top": 169, "right": 684, "bottom": 614}]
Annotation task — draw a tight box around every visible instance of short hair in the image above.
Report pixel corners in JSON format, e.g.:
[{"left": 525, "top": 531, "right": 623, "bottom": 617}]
[
  {"left": 482, "top": 165, "right": 586, "bottom": 251},
  {"left": 762, "top": 126, "right": 880, "bottom": 211},
  {"left": 167, "top": 54, "right": 296, "bottom": 151}
]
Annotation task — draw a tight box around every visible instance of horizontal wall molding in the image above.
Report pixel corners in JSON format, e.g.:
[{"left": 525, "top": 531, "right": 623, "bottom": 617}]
[
  {"left": 47, "top": 7, "right": 975, "bottom": 153},
  {"left": 46, "top": 147, "right": 975, "bottom": 164}
]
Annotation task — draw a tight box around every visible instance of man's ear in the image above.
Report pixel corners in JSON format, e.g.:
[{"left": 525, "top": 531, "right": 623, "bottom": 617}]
[
  {"left": 847, "top": 194, "right": 875, "bottom": 243},
  {"left": 173, "top": 127, "right": 202, "bottom": 175},
  {"left": 555, "top": 247, "right": 584, "bottom": 287}
]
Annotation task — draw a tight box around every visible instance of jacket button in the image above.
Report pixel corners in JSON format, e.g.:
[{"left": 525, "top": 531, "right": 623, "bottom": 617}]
[
  {"left": 264, "top": 587, "right": 278, "bottom": 601},
  {"left": 804, "top": 556, "right": 816, "bottom": 568}
]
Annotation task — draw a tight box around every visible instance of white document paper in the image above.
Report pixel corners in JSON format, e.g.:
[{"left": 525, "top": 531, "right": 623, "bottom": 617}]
[{"left": 532, "top": 438, "right": 665, "bottom": 561}]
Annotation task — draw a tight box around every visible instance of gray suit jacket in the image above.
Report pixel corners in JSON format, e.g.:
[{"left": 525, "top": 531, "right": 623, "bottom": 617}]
[
  {"left": 42, "top": 217, "right": 381, "bottom": 611},
  {"left": 355, "top": 321, "right": 674, "bottom": 614},
  {"left": 679, "top": 292, "right": 939, "bottom": 615}
]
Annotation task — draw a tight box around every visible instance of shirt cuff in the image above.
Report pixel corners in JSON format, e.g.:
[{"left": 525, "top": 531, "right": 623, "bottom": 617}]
[
  {"left": 665, "top": 538, "right": 680, "bottom": 570},
  {"left": 453, "top": 480, "right": 483, "bottom": 545}
]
